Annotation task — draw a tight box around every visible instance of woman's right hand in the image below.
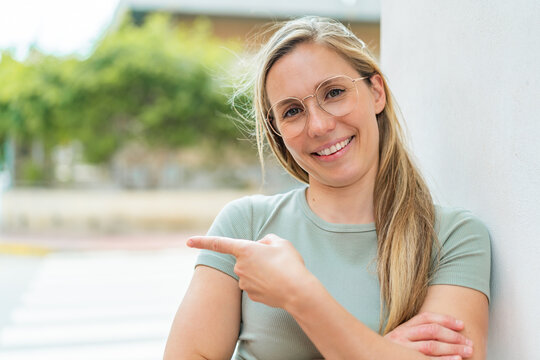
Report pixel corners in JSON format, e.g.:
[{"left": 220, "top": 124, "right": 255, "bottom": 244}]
[
  {"left": 187, "top": 234, "right": 310, "bottom": 309},
  {"left": 384, "top": 312, "right": 474, "bottom": 360}
]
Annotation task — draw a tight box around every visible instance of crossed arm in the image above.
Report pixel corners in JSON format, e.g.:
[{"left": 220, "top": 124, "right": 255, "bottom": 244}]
[{"left": 164, "top": 234, "right": 488, "bottom": 360}]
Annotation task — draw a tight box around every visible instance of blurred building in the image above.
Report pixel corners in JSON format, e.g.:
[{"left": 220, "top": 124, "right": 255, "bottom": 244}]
[{"left": 112, "top": 0, "right": 381, "bottom": 56}]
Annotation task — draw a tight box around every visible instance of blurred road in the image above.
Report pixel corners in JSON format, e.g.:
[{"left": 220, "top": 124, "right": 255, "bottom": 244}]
[
  {"left": 0, "top": 240, "right": 200, "bottom": 360},
  {"left": 0, "top": 188, "right": 260, "bottom": 359}
]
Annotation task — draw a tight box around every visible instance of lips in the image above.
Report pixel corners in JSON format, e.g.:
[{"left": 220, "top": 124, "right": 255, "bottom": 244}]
[{"left": 313, "top": 136, "right": 354, "bottom": 157}]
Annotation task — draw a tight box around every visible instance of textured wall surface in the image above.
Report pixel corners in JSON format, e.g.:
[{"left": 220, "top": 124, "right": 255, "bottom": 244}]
[{"left": 380, "top": 0, "right": 540, "bottom": 357}]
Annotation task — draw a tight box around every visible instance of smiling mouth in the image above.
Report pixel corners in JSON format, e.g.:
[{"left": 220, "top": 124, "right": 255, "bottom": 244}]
[{"left": 313, "top": 136, "right": 354, "bottom": 156}]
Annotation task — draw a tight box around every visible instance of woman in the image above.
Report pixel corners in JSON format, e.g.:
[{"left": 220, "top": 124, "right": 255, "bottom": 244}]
[{"left": 164, "top": 16, "right": 490, "bottom": 360}]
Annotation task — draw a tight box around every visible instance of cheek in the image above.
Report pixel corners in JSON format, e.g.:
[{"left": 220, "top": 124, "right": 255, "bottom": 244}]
[
  {"left": 282, "top": 139, "right": 311, "bottom": 169},
  {"left": 282, "top": 139, "right": 302, "bottom": 158},
  {"left": 355, "top": 107, "right": 379, "bottom": 137},
  {"left": 367, "top": 122, "right": 381, "bottom": 160},
  {"left": 364, "top": 120, "right": 379, "bottom": 147}
]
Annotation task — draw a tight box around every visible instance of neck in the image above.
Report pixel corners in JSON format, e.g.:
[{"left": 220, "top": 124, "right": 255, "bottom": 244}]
[{"left": 306, "top": 175, "right": 376, "bottom": 225}]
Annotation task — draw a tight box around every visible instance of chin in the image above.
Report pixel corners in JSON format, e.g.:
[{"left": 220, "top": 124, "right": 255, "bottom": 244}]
[
  {"left": 313, "top": 174, "right": 360, "bottom": 188},
  {"left": 313, "top": 164, "right": 373, "bottom": 186}
]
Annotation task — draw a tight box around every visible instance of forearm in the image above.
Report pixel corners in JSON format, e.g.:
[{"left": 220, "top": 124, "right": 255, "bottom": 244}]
[{"left": 285, "top": 273, "right": 429, "bottom": 360}]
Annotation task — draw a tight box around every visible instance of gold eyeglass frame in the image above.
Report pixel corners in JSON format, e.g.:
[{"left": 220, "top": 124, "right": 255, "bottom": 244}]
[{"left": 265, "top": 74, "right": 370, "bottom": 138}]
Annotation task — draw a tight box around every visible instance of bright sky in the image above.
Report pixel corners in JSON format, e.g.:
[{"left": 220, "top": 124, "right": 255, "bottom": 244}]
[{"left": 0, "top": 0, "right": 120, "bottom": 60}]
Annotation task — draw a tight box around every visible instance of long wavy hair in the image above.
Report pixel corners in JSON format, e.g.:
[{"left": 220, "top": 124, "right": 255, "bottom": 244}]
[{"left": 233, "top": 16, "right": 438, "bottom": 335}]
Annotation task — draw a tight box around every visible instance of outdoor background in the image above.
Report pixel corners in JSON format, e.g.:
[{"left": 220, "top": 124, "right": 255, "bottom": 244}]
[
  {"left": 1, "top": 0, "right": 539, "bottom": 359},
  {"left": 0, "top": 1, "right": 379, "bottom": 359}
]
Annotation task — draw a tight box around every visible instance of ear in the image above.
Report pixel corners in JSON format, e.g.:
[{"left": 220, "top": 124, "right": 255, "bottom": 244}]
[{"left": 369, "top": 74, "right": 386, "bottom": 115}]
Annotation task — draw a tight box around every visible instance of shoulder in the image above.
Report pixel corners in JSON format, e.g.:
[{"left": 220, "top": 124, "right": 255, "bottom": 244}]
[
  {"left": 219, "top": 187, "right": 302, "bottom": 217},
  {"left": 431, "top": 205, "right": 492, "bottom": 301},
  {"left": 435, "top": 205, "right": 490, "bottom": 247},
  {"left": 209, "top": 187, "right": 304, "bottom": 239}
]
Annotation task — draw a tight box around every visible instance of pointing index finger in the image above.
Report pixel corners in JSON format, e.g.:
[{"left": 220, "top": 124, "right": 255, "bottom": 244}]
[{"left": 187, "top": 236, "right": 251, "bottom": 257}]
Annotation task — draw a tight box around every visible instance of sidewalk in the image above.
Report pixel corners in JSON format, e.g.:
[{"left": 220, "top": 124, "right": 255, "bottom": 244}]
[
  {"left": 0, "top": 188, "right": 253, "bottom": 253},
  {"left": 1, "top": 188, "right": 252, "bottom": 232}
]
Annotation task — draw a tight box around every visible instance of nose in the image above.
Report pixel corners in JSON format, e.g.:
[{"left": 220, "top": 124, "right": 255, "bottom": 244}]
[{"left": 304, "top": 98, "right": 336, "bottom": 137}]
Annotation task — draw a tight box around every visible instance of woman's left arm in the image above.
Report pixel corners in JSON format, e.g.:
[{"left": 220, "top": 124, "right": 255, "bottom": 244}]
[
  {"left": 287, "top": 274, "right": 487, "bottom": 360},
  {"left": 416, "top": 285, "right": 489, "bottom": 359},
  {"left": 188, "top": 234, "right": 487, "bottom": 360}
]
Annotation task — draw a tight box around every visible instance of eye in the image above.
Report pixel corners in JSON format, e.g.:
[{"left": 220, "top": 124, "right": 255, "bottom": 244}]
[
  {"left": 283, "top": 106, "right": 304, "bottom": 119},
  {"left": 326, "top": 87, "right": 346, "bottom": 99}
]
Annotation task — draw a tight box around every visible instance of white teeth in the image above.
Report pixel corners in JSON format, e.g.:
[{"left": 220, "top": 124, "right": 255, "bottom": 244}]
[{"left": 316, "top": 137, "right": 351, "bottom": 156}]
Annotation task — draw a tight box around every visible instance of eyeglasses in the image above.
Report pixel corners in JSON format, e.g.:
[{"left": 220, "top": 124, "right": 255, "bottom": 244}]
[{"left": 266, "top": 74, "right": 370, "bottom": 138}]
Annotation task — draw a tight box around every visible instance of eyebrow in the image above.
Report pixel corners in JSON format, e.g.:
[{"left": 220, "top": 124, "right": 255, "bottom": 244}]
[
  {"left": 307, "top": 75, "right": 337, "bottom": 94},
  {"left": 269, "top": 73, "right": 343, "bottom": 106},
  {"left": 309, "top": 75, "right": 332, "bottom": 94},
  {"left": 277, "top": 98, "right": 302, "bottom": 105}
]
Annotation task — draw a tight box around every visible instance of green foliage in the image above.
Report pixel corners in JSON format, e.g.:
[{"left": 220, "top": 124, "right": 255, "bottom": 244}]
[
  {"left": 0, "top": 52, "right": 73, "bottom": 148},
  {"left": 0, "top": 14, "right": 243, "bottom": 182},
  {"left": 19, "top": 159, "right": 45, "bottom": 185}
]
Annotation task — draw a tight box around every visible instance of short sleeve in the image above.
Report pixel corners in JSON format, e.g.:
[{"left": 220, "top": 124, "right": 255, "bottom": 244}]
[
  {"left": 430, "top": 208, "right": 492, "bottom": 302},
  {"left": 194, "top": 196, "right": 253, "bottom": 281}
]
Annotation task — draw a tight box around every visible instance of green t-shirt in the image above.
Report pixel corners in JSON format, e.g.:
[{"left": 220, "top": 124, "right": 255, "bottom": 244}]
[{"left": 195, "top": 186, "right": 491, "bottom": 360}]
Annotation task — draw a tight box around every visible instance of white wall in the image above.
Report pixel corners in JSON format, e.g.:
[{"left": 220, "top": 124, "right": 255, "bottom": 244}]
[{"left": 380, "top": 0, "right": 540, "bottom": 358}]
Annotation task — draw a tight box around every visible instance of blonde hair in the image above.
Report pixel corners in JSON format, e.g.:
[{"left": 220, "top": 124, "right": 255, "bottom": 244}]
[{"left": 233, "top": 16, "right": 438, "bottom": 335}]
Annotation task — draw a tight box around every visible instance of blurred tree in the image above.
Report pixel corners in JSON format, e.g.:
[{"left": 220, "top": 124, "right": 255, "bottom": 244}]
[
  {"left": 0, "top": 14, "right": 244, "bottom": 185},
  {"left": 0, "top": 51, "right": 75, "bottom": 183},
  {"left": 71, "top": 14, "right": 243, "bottom": 163}
]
